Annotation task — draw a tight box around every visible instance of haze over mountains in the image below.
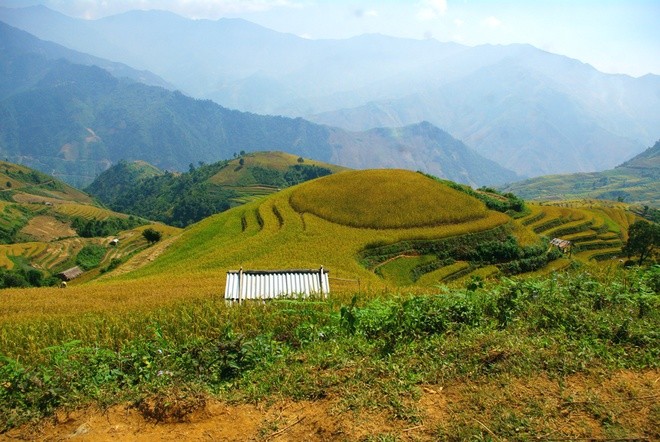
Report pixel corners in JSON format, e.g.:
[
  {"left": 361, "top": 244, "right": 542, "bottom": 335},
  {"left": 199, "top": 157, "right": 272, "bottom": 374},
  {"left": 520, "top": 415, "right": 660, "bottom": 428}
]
[
  {"left": 501, "top": 139, "right": 660, "bottom": 207},
  {"left": 1, "top": 5, "right": 658, "bottom": 179},
  {"left": 0, "top": 20, "right": 516, "bottom": 187}
]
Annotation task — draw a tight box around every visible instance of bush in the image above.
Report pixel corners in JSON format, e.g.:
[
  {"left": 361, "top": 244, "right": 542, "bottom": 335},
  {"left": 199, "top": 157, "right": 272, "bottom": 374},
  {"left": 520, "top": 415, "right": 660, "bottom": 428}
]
[
  {"left": 72, "top": 216, "right": 145, "bottom": 238},
  {"left": 76, "top": 245, "right": 106, "bottom": 270},
  {"left": 142, "top": 228, "right": 162, "bottom": 244}
]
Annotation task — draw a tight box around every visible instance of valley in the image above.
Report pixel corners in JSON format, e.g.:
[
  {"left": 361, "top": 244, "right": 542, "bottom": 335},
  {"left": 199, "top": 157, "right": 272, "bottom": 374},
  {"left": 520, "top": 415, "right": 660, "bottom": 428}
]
[
  {"left": 0, "top": 3, "right": 658, "bottom": 440},
  {"left": 0, "top": 161, "right": 657, "bottom": 440}
]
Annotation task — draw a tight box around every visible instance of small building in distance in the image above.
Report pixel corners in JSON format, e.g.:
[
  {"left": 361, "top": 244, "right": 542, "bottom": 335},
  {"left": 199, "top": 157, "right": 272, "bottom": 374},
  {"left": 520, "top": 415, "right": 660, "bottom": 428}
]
[
  {"left": 110, "top": 238, "right": 119, "bottom": 246},
  {"left": 550, "top": 238, "right": 572, "bottom": 254},
  {"left": 57, "top": 266, "right": 83, "bottom": 281}
]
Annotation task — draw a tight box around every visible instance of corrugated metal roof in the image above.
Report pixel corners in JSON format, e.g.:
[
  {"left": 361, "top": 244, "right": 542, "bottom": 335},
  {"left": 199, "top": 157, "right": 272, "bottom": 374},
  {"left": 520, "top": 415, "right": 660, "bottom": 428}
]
[
  {"left": 224, "top": 267, "right": 329, "bottom": 301},
  {"left": 58, "top": 266, "right": 83, "bottom": 281},
  {"left": 550, "top": 238, "right": 572, "bottom": 249}
]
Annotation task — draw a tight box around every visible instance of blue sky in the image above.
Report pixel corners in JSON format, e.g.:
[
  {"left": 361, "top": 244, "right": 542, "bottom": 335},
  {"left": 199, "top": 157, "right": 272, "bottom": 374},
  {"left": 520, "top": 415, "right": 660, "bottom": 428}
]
[{"left": 3, "top": 0, "right": 659, "bottom": 77}]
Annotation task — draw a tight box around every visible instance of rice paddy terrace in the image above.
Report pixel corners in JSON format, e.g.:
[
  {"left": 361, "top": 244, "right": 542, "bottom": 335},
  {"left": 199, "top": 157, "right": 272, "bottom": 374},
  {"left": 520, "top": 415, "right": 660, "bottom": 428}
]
[
  {"left": 0, "top": 168, "right": 651, "bottom": 440},
  {"left": 0, "top": 161, "right": 182, "bottom": 281},
  {"left": 210, "top": 151, "right": 348, "bottom": 206},
  {"left": 113, "top": 169, "right": 639, "bottom": 292},
  {"left": 0, "top": 168, "right": 640, "bottom": 321}
]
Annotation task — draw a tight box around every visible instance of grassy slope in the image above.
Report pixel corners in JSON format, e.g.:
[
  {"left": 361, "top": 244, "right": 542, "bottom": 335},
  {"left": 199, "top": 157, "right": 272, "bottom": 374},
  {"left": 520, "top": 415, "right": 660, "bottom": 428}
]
[
  {"left": 1, "top": 169, "right": 655, "bottom": 439},
  {"left": 0, "top": 161, "right": 94, "bottom": 204},
  {"left": 125, "top": 170, "right": 508, "bottom": 283},
  {"left": 0, "top": 170, "right": 640, "bottom": 319},
  {"left": 210, "top": 151, "right": 346, "bottom": 186},
  {"left": 0, "top": 160, "right": 181, "bottom": 276},
  {"left": 500, "top": 141, "right": 660, "bottom": 207}
]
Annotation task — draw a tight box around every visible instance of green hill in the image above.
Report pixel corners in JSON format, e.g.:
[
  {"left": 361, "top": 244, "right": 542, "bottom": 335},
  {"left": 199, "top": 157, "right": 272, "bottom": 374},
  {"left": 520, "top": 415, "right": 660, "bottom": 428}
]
[
  {"left": 500, "top": 140, "right": 660, "bottom": 208},
  {"left": 113, "top": 170, "right": 580, "bottom": 288},
  {"left": 0, "top": 160, "right": 178, "bottom": 287},
  {"left": 86, "top": 152, "right": 347, "bottom": 227}
]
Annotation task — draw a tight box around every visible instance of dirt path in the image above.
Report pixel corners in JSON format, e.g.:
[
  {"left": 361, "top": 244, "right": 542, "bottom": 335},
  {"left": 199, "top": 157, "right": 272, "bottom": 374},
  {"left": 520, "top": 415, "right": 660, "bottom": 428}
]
[{"left": 98, "top": 236, "right": 179, "bottom": 280}]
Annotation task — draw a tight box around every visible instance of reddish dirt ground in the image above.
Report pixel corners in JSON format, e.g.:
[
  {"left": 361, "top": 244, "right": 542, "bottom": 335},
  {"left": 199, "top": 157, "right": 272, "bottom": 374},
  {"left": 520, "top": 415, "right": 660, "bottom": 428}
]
[{"left": 3, "top": 369, "right": 658, "bottom": 441}]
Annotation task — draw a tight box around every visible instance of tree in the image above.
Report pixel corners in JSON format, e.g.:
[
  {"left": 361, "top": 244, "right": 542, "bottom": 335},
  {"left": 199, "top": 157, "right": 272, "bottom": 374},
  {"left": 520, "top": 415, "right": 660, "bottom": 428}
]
[
  {"left": 142, "top": 228, "right": 162, "bottom": 244},
  {"left": 623, "top": 220, "right": 659, "bottom": 265}
]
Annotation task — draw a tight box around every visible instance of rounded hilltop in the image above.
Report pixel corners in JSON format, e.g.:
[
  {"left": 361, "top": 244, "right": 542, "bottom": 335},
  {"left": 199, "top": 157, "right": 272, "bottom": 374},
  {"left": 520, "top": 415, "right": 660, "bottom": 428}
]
[{"left": 289, "top": 169, "right": 488, "bottom": 229}]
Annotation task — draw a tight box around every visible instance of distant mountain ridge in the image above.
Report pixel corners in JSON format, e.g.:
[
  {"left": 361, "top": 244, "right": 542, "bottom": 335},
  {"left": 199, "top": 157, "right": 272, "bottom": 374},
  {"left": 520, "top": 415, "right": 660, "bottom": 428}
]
[
  {"left": 1, "top": 6, "right": 657, "bottom": 177},
  {"left": 0, "top": 19, "right": 172, "bottom": 92},
  {"left": 0, "top": 22, "right": 517, "bottom": 187},
  {"left": 500, "top": 140, "right": 660, "bottom": 207}
]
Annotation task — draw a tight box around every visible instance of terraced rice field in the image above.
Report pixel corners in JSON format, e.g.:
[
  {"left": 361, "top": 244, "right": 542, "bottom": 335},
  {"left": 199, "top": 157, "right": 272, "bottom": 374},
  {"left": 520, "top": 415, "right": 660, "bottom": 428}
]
[
  {"left": 0, "top": 242, "right": 47, "bottom": 269},
  {"left": 54, "top": 203, "right": 126, "bottom": 220},
  {"left": 290, "top": 170, "right": 488, "bottom": 228},
  {"left": 522, "top": 203, "right": 637, "bottom": 263},
  {"left": 20, "top": 215, "right": 76, "bottom": 242},
  {"left": 121, "top": 172, "right": 510, "bottom": 292},
  {"left": 0, "top": 172, "right": 641, "bottom": 322},
  {"left": 416, "top": 261, "right": 471, "bottom": 286}
]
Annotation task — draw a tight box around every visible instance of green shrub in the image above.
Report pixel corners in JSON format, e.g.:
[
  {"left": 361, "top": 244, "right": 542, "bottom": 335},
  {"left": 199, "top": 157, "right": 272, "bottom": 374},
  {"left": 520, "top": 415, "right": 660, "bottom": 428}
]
[{"left": 75, "top": 244, "right": 106, "bottom": 270}]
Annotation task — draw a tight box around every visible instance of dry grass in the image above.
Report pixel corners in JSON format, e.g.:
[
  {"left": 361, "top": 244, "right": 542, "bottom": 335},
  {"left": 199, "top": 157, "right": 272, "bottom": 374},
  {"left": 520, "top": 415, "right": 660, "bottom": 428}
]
[{"left": 19, "top": 215, "right": 76, "bottom": 242}]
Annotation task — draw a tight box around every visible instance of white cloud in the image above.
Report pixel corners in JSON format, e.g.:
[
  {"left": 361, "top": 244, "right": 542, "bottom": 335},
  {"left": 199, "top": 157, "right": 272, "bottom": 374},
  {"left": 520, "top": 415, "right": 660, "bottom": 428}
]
[
  {"left": 482, "top": 16, "right": 502, "bottom": 28},
  {"left": 454, "top": 18, "right": 464, "bottom": 27},
  {"left": 416, "top": 0, "right": 447, "bottom": 21}
]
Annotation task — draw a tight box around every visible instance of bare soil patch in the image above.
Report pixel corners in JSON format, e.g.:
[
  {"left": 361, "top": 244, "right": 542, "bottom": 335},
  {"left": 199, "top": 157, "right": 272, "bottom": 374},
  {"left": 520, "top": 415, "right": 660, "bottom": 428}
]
[{"left": 4, "top": 369, "right": 657, "bottom": 441}]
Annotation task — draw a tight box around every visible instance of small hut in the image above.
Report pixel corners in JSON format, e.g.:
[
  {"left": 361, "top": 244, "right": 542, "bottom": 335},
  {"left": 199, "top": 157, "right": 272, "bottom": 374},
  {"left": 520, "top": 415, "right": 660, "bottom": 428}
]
[
  {"left": 57, "top": 266, "right": 83, "bottom": 281},
  {"left": 225, "top": 267, "right": 329, "bottom": 302},
  {"left": 550, "top": 238, "right": 572, "bottom": 254}
]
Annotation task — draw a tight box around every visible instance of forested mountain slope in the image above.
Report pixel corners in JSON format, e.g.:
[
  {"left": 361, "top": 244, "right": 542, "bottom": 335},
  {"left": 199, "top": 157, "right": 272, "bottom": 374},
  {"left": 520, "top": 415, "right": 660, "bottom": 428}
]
[
  {"left": 0, "top": 22, "right": 517, "bottom": 187},
  {"left": 86, "top": 152, "right": 347, "bottom": 227},
  {"left": 2, "top": 7, "right": 657, "bottom": 177}
]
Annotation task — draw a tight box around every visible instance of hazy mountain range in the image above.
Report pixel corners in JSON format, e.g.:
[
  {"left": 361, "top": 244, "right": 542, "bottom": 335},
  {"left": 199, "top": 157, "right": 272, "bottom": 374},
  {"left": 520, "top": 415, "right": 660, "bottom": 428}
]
[
  {"left": 0, "top": 21, "right": 516, "bottom": 188},
  {"left": 1, "top": 5, "right": 657, "bottom": 178}
]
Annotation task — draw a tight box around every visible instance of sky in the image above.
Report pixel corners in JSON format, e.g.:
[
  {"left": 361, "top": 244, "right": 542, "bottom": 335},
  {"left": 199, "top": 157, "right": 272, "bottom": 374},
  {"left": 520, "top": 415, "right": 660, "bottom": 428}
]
[{"left": 2, "top": 0, "right": 659, "bottom": 77}]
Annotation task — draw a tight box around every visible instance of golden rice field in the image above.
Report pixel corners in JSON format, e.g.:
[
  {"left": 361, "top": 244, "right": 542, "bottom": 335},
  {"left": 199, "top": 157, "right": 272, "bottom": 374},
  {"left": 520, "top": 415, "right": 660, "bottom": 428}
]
[
  {"left": 19, "top": 215, "right": 77, "bottom": 242},
  {"left": 0, "top": 170, "right": 642, "bottom": 343},
  {"left": 0, "top": 242, "right": 47, "bottom": 269},
  {"left": 53, "top": 203, "right": 127, "bottom": 220},
  {"left": 289, "top": 169, "right": 489, "bottom": 228},
  {"left": 210, "top": 151, "right": 345, "bottom": 186}
]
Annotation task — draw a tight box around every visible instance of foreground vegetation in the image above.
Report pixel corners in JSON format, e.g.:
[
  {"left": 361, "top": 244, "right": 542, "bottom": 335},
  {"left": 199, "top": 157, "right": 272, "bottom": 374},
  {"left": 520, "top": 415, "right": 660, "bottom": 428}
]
[{"left": 1, "top": 264, "right": 658, "bottom": 439}]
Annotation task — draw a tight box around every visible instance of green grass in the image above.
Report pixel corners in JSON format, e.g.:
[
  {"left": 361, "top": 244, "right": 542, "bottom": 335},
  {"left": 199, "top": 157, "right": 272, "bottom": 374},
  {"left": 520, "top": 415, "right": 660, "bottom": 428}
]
[
  {"left": 376, "top": 254, "right": 437, "bottom": 286},
  {"left": 1, "top": 264, "right": 657, "bottom": 435},
  {"left": 75, "top": 244, "right": 107, "bottom": 270}
]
